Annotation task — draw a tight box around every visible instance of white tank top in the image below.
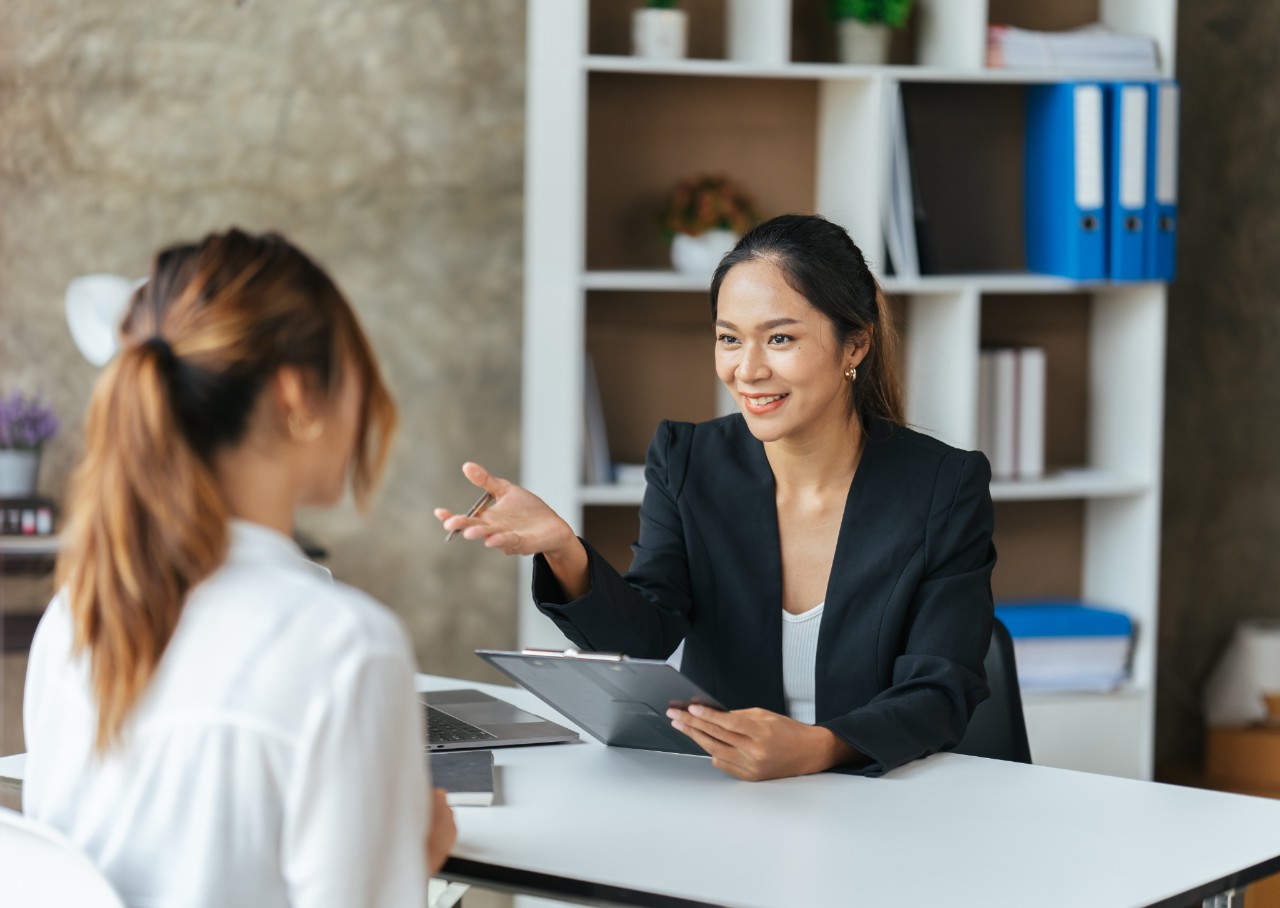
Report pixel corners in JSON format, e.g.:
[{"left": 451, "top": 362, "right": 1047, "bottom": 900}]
[{"left": 782, "top": 602, "right": 824, "bottom": 725}]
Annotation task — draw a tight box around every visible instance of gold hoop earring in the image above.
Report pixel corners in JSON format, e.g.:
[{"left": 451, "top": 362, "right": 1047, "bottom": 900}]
[
  {"left": 844, "top": 365, "right": 857, "bottom": 383},
  {"left": 288, "top": 412, "right": 324, "bottom": 442}
]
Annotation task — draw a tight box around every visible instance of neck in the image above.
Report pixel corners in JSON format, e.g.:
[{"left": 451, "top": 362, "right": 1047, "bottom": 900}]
[
  {"left": 763, "top": 413, "right": 864, "bottom": 496},
  {"left": 212, "top": 442, "right": 299, "bottom": 538}
]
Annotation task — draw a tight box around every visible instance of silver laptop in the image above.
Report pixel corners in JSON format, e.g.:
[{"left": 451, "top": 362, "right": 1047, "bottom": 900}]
[{"left": 421, "top": 688, "right": 579, "bottom": 751}]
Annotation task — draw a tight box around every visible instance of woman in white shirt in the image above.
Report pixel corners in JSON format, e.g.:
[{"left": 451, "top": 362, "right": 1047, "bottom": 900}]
[{"left": 23, "top": 228, "right": 455, "bottom": 907}]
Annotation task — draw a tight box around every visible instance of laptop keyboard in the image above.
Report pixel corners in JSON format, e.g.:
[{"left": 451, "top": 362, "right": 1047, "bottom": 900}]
[{"left": 424, "top": 704, "right": 498, "bottom": 746}]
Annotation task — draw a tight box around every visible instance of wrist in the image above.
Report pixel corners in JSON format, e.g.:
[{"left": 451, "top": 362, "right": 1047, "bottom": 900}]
[
  {"left": 542, "top": 532, "right": 590, "bottom": 601},
  {"left": 542, "top": 526, "right": 583, "bottom": 567},
  {"left": 815, "top": 726, "right": 860, "bottom": 772}
]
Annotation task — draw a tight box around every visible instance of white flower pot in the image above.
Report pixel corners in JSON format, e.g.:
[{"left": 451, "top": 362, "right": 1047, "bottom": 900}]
[
  {"left": 0, "top": 449, "right": 40, "bottom": 498},
  {"left": 670, "top": 230, "right": 738, "bottom": 276},
  {"left": 633, "top": 8, "right": 687, "bottom": 60},
  {"left": 837, "top": 20, "right": 891, "bottom": 65}
]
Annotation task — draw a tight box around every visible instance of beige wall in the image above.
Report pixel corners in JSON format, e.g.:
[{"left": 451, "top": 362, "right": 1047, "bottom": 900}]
[
  {"left": 1157, "top": 3, "right": 1280, "bottom": 770},
  {"left": 0, "top": 1, "right": 527, "bottom": 682}
]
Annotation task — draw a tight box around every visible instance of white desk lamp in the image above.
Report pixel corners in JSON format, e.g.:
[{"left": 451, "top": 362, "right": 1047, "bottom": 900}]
[{"left": 64, "top": 274, "right": 141, "bottom": 366}]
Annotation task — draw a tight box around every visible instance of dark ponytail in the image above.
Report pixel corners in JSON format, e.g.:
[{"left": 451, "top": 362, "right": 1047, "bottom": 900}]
[{"left": 710, "top": 214, "right": 904, "bottom": 432}]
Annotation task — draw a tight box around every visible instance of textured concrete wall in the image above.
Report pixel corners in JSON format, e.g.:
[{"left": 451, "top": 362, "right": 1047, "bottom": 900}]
[
  {"left": 0, "top": 1, "right": 527, "bottom": 681},
  {"left": 1157, "top": 2, "right": 1280, "bottom": 769}
]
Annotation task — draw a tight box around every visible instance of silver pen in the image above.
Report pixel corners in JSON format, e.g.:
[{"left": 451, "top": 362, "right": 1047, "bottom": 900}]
[{"left": 444, "top": 490, "right": 496, "bottom": 542}]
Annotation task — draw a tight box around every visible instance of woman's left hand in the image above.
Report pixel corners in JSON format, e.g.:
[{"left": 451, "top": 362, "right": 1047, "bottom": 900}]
[{"left": 666, "top": 705, "right": 858, "bottom": 781}]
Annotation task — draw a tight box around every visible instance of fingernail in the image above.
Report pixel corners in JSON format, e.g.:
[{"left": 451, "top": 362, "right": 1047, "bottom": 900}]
[
  {"left": 665, "top": 709, "right": 678, "bottom": 719},
  {"left": 688, "top": 705, "right": 704, "bottom": 717},
  {"left": 671, "top": 720, "right": 684, "bottom": 732}
]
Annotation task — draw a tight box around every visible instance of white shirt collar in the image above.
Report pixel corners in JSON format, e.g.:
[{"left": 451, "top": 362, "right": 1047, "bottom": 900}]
[{"left": 226, "top": 519, "right": 333, "bottom": 582}]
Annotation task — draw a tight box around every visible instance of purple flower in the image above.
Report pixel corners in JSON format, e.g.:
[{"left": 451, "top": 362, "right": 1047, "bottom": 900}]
[{"left": 0, "top": 391, "right": 60, "bottom": 450}]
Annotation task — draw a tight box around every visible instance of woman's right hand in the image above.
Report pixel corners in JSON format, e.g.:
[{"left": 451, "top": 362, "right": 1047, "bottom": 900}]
[
  {"left": 434, "top": 462, "right": 590, "bottom": 598},
  {"left": 433, "top": 462, "right": 575, "bottom": 559}
]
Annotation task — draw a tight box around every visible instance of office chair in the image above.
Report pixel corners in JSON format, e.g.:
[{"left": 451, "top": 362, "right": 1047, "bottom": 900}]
[
  {"left": 0, "top": 807, "right": 125, "bottom": 907},
  {"left": 952, "top": 616, "right": 1033, "bottom": 763}
]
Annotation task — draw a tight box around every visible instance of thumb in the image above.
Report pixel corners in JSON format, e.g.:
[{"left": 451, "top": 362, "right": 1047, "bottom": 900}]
[{"left": 462, "top": 461, "right": 509, "bottom": 497}]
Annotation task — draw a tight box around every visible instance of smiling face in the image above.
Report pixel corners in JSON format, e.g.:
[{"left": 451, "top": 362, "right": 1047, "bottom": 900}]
[{"left": 714, "top": 259, "right": 867, "bottom": 445}]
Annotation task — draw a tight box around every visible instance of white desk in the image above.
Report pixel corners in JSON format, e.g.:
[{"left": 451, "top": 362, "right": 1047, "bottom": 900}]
[
  {"left": 415, "top": 675, "right": 1280, "bottom": 908},
  {"left": 8, "top": 675, "right": 1280, "bottom": 907}
]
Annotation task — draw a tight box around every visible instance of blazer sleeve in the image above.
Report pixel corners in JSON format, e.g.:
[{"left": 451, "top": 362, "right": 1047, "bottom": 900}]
[
  {"left": 531, "top": 420, "right": 693, "bottom": 659},
  {"left": 821, "top": 449, "right": 996, "bottom": 776}
]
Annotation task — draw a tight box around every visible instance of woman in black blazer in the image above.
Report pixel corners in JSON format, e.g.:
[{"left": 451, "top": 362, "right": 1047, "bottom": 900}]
[{"left": 438, "top": 214, "right": 995, "bottom": 780}]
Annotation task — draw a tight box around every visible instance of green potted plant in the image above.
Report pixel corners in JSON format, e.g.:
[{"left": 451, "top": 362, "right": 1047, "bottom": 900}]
[
  {"left": 633, "top": 0, "right": 687, "bottom": 60},
  {"left": 660, "top": 175, "right": 759, "bottom": 275},
  {"left": 0, "top": 391, "right": 59, "bottom": 497},
  {"left": 830, "top": 0, "right": 914, "bottom": 64}
]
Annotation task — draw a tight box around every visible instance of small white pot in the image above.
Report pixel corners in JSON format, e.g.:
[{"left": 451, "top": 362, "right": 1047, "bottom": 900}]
[
  {"left": 0, "top": 449, "right": 40, "bottom": 498},
  {"left": 633, "top": 8, "right": 688, "bottom": 60},
  {"left": 670, "top": 230, "right": 738, "bottom": 276},
  {"left": 837, "top": 19, "right": 891, "bottom": 65}
]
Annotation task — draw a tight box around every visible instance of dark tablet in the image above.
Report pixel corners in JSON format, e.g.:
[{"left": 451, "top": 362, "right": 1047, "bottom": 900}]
[{"left": 475, "top": 648, "right": 726, "bottom": 757}]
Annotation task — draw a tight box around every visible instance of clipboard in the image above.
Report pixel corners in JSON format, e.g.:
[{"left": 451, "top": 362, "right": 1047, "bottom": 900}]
[{"left": 475, "top": 648, "right": 726, "bottom": 757}]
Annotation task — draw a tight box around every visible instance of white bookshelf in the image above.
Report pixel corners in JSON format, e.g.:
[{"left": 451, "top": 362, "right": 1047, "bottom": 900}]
[{"left": 523, "top": 0, "right": 1176, "bottom": 781}]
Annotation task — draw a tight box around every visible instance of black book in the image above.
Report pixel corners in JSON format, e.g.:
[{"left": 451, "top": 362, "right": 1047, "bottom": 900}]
[{"left": 428, "top": 750, "right": 496, "bottom": 807}]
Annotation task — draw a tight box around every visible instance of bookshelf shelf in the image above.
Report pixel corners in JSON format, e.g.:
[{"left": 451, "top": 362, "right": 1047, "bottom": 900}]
[
  {"left": 582, "top": 472, "right": 1147, "bottom": 508},
  {"left": 585, "top": 54, "right": 1162, "bottom": 85},
  {"left": 526, "top": 0, "right": 1176, "bottom": 783},
  {"left": 581, "top": 484, "right": 647, "bottom": 507},
  {"left": 584, "top": 269, "right": 1167, "bottom": 296},
  {"left": 0, "top": 535, "right": 60, "bottom": 557},
  {"left": 989, "top": 471, "right": 1149, "bottom": 501},
  {"left": 582, "top": 271, "right": 710, "bottom": 293}
]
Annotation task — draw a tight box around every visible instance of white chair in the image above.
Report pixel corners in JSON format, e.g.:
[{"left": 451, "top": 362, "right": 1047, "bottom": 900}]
[{"left": 0, "top": 806, "right": 125, "bottom": 908}]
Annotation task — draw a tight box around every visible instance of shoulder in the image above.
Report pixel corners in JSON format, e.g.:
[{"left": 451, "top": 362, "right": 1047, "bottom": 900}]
[
  {"left": 647, "top": 415, "right": 757, "bottom": 492},
  {"left": 193, "top": 560, "right": 414, "bottom": 667},
  {"left": 313, "top": 580, "right": 414, "bottom": 659},
  {"left": 859, "top": 422, "right": 992, "bottom": 527},
  {"left": 867, "top": 421, "right": 990, "bottom": 479},
  {"left": 652, "top": 414, "right": 754, "bottom": 462}
]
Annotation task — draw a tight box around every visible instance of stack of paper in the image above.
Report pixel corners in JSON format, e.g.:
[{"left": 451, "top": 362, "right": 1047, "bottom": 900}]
[
  {"left": 978, "top": 347, "right": 1045, "bottom": 480},
  {"left": 996, "top": 602, "right": 1134, "bottom": 693},
  {"left": 987, "top": 23, "right": 1160, "bottom": 74}
]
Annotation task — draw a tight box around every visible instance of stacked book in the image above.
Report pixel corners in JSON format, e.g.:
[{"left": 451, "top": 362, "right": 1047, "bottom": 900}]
[
  {"left": 429, "top": 750, "right": 496, "bottom": 807},
  {"left": 978, "top": 347, "right": 1045, "bottom": 481},
  {"left": 996, "top": 601, "right": 1134, "bottom": 693},
  {"left": 986, "top": 23, "right": 1160, "bottom": 73}
]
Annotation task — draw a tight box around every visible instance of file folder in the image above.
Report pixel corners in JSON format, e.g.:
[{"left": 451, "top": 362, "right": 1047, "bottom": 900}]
[
  {"left": 1025, "top": 83, "right": 1107, "bottom": 280},
  {"left": 1146, "top": 80, "right": 1180, "bottom": 280},
  {"left": 1106, "top": 82, "right": 1150, "bottom": 280}
]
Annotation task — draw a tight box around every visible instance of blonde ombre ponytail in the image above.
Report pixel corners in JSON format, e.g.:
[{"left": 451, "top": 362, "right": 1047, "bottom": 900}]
[{"left": 58, "top": 339, "right": 229, "bottom": 751}]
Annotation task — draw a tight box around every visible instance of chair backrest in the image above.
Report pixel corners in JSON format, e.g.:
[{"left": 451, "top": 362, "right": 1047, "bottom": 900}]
[
  {"left": 0, "top": 806, "right": 126, "bottom": 908},
  {"left": 952, "top": 616, "right": 1033, "bottom": 763}
]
